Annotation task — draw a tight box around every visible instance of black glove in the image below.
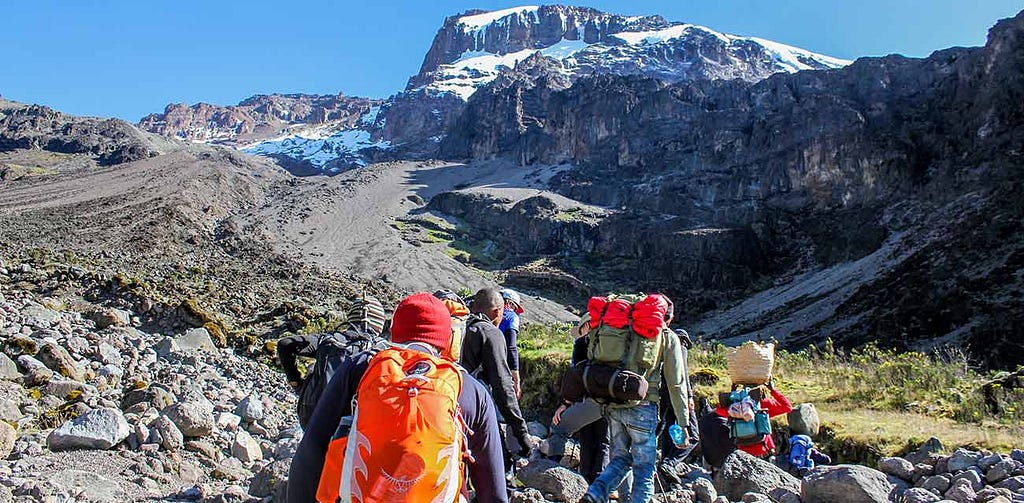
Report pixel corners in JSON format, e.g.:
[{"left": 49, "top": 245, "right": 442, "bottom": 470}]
[
  {"left": 516, "top": 435, "right": 536, "bottom": 458},
  {"left": 766, "top": 377, "right": 775, "bottom": 391}
]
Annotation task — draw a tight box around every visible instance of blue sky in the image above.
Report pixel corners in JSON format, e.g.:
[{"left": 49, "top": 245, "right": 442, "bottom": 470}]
[{"left": 2, "top": 1, "right": 1020, "bottom": 121}]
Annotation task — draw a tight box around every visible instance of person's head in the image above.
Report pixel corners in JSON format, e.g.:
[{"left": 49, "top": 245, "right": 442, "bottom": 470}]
[
  {"left": 390, "top": 292, "right": 454, "bottom": 353},
  {"left": 346, "top": 293, "right": 387, "bottom": 335},
  {"left": 574, "top": 312, "right": 592, "bottom": 339},
  {"left": 500, "top": 288, "right": 524, "bottom": 314},
  {"left": 471, "top": 287, "right": 505, "bottom": 326}
]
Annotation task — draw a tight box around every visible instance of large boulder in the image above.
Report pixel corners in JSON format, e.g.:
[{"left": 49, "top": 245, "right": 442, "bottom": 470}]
[
  {"left": 994, "top": 475, "right": 1024, "bottom": 492},
  {"left": 47, "top": 407, "right": 129, "bottom": 450},
  {"left": 902, "top": 487, "right": 941, "bottom": 503},
  {"left": 787, "top": 403, "right": 821, "bottom": 437},
  {"left": 906, "top": 437, "right": 945, "bottom": 465},
  {"left": 517, "top": 458, "right": 588, "bottom": 503},
  {"left": 156, "top": 328, "right": 216, "bottom": 357},
  {"left": 944, "top": 477, "right": 977, "bottom": 503},
  {"left": 0, "top": 421, "right": 15, "bottom": 458},
  {"left": 801, "top": 465, "right": 903, "bottom": 503},
  {"left": 150, "top": 414, "right": 184, "bottom": 451},
  {"left": 947, "top": 449, "right": 982, "bottom": 472},
  {"left": 0, "top": 353, "right": 20, "bottom": 380},
  {"left": 36, "top": 343, "right": 85, "bottom": 381},
  {"left": 250, "top": 459, "right": 290, "bottom": 499},
  {"left": 713, "top": 450, "right": 801, "bottom": 501},
  {"left": 878, "top": 457, "right": 916, "bottom": 481},
  {"left": 231, "top": 430, "right": 263, "bottom": 465},
  {"left": 163, "top": 402, "right": 214, "bottom": 437}
]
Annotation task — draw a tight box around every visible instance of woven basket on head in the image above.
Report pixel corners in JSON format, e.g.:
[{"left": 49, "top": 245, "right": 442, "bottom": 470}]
[{"left": 726, "top": 341, "right": 775, "bottom": 385}]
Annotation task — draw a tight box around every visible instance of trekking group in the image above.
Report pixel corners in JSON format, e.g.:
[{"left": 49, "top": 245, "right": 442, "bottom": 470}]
[{"left": 278, "top": 289, "right": 830, "bottom": 503}]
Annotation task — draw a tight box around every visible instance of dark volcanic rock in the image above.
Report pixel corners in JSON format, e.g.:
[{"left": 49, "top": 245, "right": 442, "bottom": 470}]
[
  {"left": 437, "top": 9, "right": 1024, "bottom": 367},
  {"left": 0, "top": 102, "right": 160, "bottom": 165}
]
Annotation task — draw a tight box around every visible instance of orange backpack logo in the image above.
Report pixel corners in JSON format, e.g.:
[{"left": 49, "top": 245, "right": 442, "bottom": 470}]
[{"left": 317, "top": 347, "right": 468, "bottom": 503}]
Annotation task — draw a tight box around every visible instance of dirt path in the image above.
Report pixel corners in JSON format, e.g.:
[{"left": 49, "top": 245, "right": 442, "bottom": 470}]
[{"left": 247, "top": 160, "right": 580, "bottom": 322}]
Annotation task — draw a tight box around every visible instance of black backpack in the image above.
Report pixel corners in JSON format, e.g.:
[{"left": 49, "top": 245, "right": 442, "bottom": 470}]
[{"left": 296, "top": 328, "right": 387, "bottom": 428}]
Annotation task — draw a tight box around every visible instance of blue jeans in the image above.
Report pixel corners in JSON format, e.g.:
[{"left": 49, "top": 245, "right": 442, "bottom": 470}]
[{"left": 585, "top": 402, "right": 658, "bottom": 503}]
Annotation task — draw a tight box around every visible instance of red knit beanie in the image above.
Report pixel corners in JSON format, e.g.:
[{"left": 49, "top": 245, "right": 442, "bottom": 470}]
[{"left": 390, "top": 292, "right": 453, "bottom": 350}]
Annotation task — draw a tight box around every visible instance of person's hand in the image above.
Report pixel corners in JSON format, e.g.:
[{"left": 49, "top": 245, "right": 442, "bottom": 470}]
[
  {"left": 512, "top": 371, "right": 522, "bottom": 399},
  {"left": 674, "top": 438, "right": 690, "bottom": 449},
  {"left": 766, "top": 376, "right": 776, "bottom": 391},
  {"left": 552, "top": 404, "right": 567, "bottom": 425},
  {"left": 288, "top": 380, "right": 302, "bottom": 391}
]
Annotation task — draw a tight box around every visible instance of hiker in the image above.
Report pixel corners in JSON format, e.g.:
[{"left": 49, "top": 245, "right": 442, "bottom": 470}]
[
  {"left": 656, "top": 328, "right": 700, "bottom": 489},
  {"left": 287, "top": 292, "right": 507, "bottom": 503},
  {"left": 460, "top": 287, "right": 535, "bottom": 470},
  {"left": 698, "top": 378, "right": 793, "bottom": 471},
  {"left": 580, "top": 294, "right": 691, "bottom": 503},
  {"left": 782, "top": 433, "right": 832, "bottom": 476},
  {"left": 433, "top": 289, "right": 471, "bottom": 361},
  {"left": 545, "top": 313, "right": 609, "bottom": 482},
  {"left": 499, "top": 288, "right": 523, "bottom": 398},
  {"left": 276, "top": 294, "right": 388, "bottom": 429}
]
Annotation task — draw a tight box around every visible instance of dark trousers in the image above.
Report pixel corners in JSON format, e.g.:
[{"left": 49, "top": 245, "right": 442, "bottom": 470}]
[{"left": 578, "top": 417, "right": 609, "bottom": 483}]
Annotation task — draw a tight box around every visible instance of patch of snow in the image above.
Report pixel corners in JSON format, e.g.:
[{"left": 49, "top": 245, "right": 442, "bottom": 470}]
[
  {"left": 458, "top": 6, "right": 540, "bottom": 29},
  {"left": 428, "top": 38, "right": 590, "bottom": 100},
  {"left": 241, "top": 128, "right": 391, "bottom": 169}
]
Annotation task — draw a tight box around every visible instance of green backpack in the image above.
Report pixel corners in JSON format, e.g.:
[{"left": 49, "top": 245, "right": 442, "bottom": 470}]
[{"left": 586, "top": 294, "right": 664, "bottom": 381}]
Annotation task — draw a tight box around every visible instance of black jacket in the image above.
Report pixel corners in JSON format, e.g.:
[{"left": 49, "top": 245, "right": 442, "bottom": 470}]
[
  {"left": 287, "top": 348, "right": 507, "bottom": 503},
  {"left": 460, "top": 314, "right": 531, "bottom": 448}
]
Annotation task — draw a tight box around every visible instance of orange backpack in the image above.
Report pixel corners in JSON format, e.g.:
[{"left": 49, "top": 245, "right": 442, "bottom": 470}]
[{"left": 316, "top": 347, "right": 469, "bottom": 503}]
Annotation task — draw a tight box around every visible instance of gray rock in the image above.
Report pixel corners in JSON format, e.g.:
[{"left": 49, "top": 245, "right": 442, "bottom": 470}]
[
  {"left": 948, "top": 449, "right": 982, "bottom": 472},
  {"left": 16, "top": 354, "right": 53, "bottom": 385},
  {"left": 21, "top": 303, "right": 59, "bottom": 327},
  {"left": 977, "top": 487, "right": 1014, "bottom": 503},
  {"left": 150, "top": 414, "right": 184, "bottom": 451},
  {"left": 802, "top": 465, "right": 900, "bottom": 503},
  {"left": 980, "top": 454, "right": 1005, "bottom": 471},
  {"left": 88, "top": 308, "right": 130, "bottom": 329},
  {"left": 994, "top": 475, "right": 1024, "bottom": 492},
  {"left": 904, "top": 487, "right": 943, "bottom": 503},
  {"left": 787, "top": 403, "right": 821, "bottom": 437},
  {"left": 510, "top": 488, "right": 547, "bottom": 503},
  {"left": 47, "top": 407, "right": 129, "bottom": 450},
  {"left": 235, "top": 395, "right": 264, "bottom": 422},
  {"left": 714, "top": 450, "right": 801, "bottom": 501},
  {"left": 923, "top": 474, "right": 953, "bottom": 494},
  {"left": 517, "top": 458, "right": 588, "bottom": 502},
  {"left": 45, "top": 378, "right": 95, "bottom": 399},
  {"left": 0, "top": 399, "right": 22, "bottom": 423},
  {"left": 0, "top": 421, "right": 15, "bottom": 459},
  {"left": 944, "top": 478, "right": 977, "bottom": 503},
  {"left": 693, "top": 477, "right": 717, "bottom": 503},
  {"left": 249, "top": 459, "right": 290, "bottom": 499},
  {"left": 914, "top": 463, "right": 936, "bottom": 481},
  {"left": 216, "top": 412, "right": 241, "bottom": 431},
  {"left": 177, "top": 328, "right": 217, "bottom": 351},
  {"left": 164, "top": 402, "right": 215, "bottom": 437},
  {"left": 953, "top": 468, "right": 984, "bottom": 491},
  {"left": 741, "top": 493, "right": 771, "bottom": 503},
  {"left": 907, "top": 438, "right": 946, "bottom": 465},
  {"left": 212, "top": 457, "right": 252, "bottom": 482},
  {"left": 1012, "top": 450, "right": 1024, "bottom": 464},
  {"left": 0, "top": 354, "right": 20, "bottom": 380},
  {"left": 231, "top": 430, "right": 262, "bottom": 464},
  {"left": 95, "top": 343, "right": 123, "bottom": 367},
  {"left": 880, "top": 457, "right": 917, "bottom": 481},
  {"left": 36, "top": 343, "right": 84, "bottom": 381},
  {"left": 46, "top": 470, "right": 122, "bottom": 502},
  {"left": 122, "top": 386, "right": 176, "bottom": 410},
  {"left": 987, "top": 459, "right": 1019, "bottom": 484},
  {"left": 768, "top": 486, "right": 802, "bottom": 503}
]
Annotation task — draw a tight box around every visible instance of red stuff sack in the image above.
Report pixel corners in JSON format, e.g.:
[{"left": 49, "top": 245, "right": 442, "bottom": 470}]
[{"left": 631, "top": 294, "right": 670, "bottom": 339}]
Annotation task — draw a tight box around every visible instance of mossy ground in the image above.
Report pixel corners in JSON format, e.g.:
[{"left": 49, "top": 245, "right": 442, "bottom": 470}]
[{"left": 518, "top": 325, "right": 1024, "bottom": 462}]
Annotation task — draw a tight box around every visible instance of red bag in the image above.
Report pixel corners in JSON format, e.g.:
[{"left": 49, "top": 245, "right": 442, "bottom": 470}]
[{"left": 586, "top": 294, "right": 670, "bottom": 339}]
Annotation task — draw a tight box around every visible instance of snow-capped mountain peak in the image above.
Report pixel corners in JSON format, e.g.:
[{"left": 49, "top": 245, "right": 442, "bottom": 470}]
[{"left": 411, "top": 5, "right": 852, "bottom": 101}]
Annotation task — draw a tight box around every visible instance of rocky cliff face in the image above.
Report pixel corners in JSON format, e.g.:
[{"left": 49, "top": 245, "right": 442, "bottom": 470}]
[
  {"left": 1, "top": 101, "right": 166, "bottom": 167},
  {"left": 137, "top": 93, "right": 381, "bottom": 145},
  {"left": 138, "top": 5, "right": 849, "bottom": 172},
  {"left": 433, "top": 10, "right": 1024, "bottom": 367}
]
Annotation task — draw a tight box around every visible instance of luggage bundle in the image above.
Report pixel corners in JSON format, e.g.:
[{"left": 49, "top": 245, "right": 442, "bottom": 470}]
[{"left": 725, "top": 341, "right": 775, "bottom": 385}]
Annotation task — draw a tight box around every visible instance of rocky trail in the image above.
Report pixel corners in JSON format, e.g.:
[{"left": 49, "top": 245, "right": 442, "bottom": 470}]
[{"left": 0, "top": 264, "right": 1022, "bottom": 503}]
